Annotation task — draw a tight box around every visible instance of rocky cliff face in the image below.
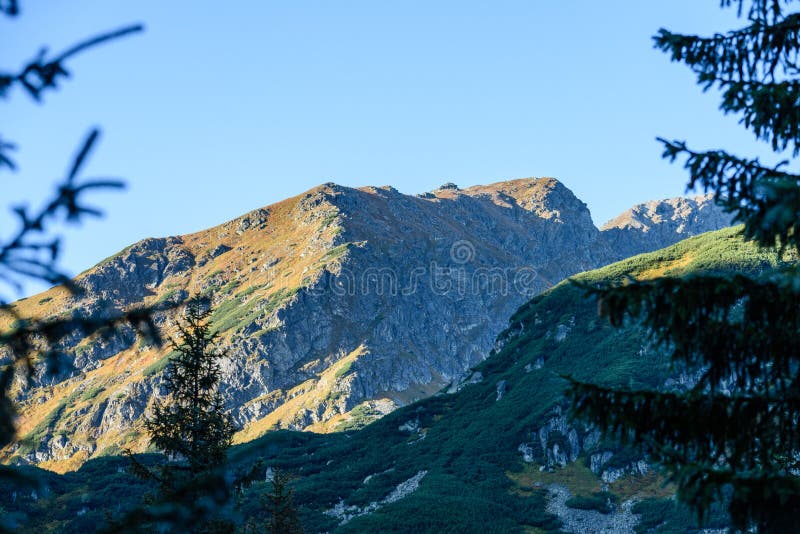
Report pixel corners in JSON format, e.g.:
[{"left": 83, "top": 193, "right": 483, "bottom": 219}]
[
  {"left": 600, "top": 194, "right": 733, "bottom": 260},
  {"left": 2, "top": 179, "right": 732, "bottom": 472}
]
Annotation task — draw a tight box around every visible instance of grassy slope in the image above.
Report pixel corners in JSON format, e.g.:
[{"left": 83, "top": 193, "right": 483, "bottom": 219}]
[{"left": 5, "top": 226, "right": 789, "bottom": 533}]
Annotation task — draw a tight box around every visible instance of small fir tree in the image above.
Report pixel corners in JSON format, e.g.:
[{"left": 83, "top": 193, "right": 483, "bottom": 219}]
[
  {"left": 240, "top": 468, "right": 303, "bottom": 534},
  {"left": 146, "top": 299, "right": 235, "bottom": 475},
  {"left": 116, "top": 299, "right": 235, "bottom": 532},
  {"left": 264, "top": 470, "right": 303, "bottom": 534}
]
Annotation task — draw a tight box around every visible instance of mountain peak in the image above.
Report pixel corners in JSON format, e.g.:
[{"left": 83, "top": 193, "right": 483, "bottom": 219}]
[
  {"left": 600, "top": 193, "right": 720, "bottom": 232},
  {"left": 462, "top": 177, "right": 594, "bottom": 225},
  {"left": 600, "top": 193, "right": 733, "bottom": 259},
  {"left": 430, "top": 177, "right": 559, "bottom": 199}
]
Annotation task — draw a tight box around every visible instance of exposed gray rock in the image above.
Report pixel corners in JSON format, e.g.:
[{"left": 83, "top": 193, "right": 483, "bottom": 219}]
[
  {"left": 601, "top": 194, "right": 733, "bottom": 260},
  {"left": 325, "top": 470, "right": 428, "bottom": 525},
  {"left": 79, "top": 237, "right": 195, "bottom": 305},
  {"left": 447, "top": 371, "right": 484, "bottom": 394},
  {"left": 546, "top": 485, "right": 640, "bottom": 534},
  {"left": 555, "top": 323, "right": 570, "bottom": 342},
  {"left": 601, "top": 461, "right": 650, "bottom": 484},
  {"left": 518, "top": 443, "right": 536, "bottom": 463},
  {"left": 516, "top": 406, "right": 606, "bottom": 471},
  {"left": 590, "top": 451, "right": 614, "bottom": 474},
  {"left": 384, "top": 470, "right": 427, "bottom": 503},
  {"left": 537, "top": 408, "right": 581, "bottom": 469},
  {"left": 495, "top": 380, "right": 508, "bottom": 401},
  {"left": 209, "top": 244, "right": 232, "bottom": 258},
  {"left": 398, "top": 418, "right": 420, "bottom": 434}
]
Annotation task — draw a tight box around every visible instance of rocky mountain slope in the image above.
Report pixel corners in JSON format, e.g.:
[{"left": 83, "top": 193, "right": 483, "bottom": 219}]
[
  {"left": 601, "top": 193, "right": 732, "bottom": 259},
  {"left": 1, "top": 178, "right": 731, "bottom": 472},
  {"left": 6, "top": 226, "right": 786, "bottom": 533}
]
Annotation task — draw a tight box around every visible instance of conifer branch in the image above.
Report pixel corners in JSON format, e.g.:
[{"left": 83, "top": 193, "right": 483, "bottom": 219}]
[{"left": 658, "top": 139, "right": 800, "bottom": 251}]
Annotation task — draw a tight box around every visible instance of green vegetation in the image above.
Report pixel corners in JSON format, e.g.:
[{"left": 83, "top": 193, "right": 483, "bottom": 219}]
[
  {"left": 318, "top": 243, "right": 350, "bottom": 264},
  {"left": 98, "top": 444, "right": 123, "bottom": 458},
  {"left": 632, "top": 498, "right": 728, "bottom": 534},
  {"left": 141, "top": 350, "right": 179, "bottom": 377},
  {"left": 16, "top": 399, "right": 69, "bottom": 457},
  {"left": 565, "top": 492, "right": 617, "bottom": 514},
  {"left": 333, "top": 403, "right": 383, "bottom": 432},
  {"left": 0, "top": 14, "right": 168, "bottom": 529},
  {"left": 16, "top": 387, "right": 86, "bottom": 458},
  {"left": 219, "top": 279, "right": 241, "bottom": 295},
  {"left": 210, "top": 296, "right": 259, "bottom": 333},
  {"left": 238, "top": 283, "right": 267, "bottom": 299},
  {"left": 333, "top": 360, "right": 354, "bottom": 380},
  {"left": 73, "top": 341, "right": 95, "bottom": 358},
  {"left": 89, "top": 244, "right": 135, "bottom": 273},
  {"left": 79, "top": 385, "right": 105, "bottom": 403},
  {"left": 211, "top": 286, "right": 298, "bottom": 334},
  {"left": 241, "top": 469, "right": 304, "bottom": 534},
  {"left": 146, "top": 302, "right": 234, "bottom": 473},
  {"left": 320, "top": 212, "right": 339, "bottom": 228},
  {"left": 511, "top": 462, "right": 600, "bottom": 498},
  {"left": 154, "top": 287, "right": 183, "bottom": 305}
]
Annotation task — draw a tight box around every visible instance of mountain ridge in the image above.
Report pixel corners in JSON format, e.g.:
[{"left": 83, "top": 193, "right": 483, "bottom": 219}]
[{"left": 2, "top": 177, "right": 732, "bottom": 472}]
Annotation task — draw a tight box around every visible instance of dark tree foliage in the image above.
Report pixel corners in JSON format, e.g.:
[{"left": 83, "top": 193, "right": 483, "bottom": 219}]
[
  {"left": 0, "top": 0, "right": 17, "bottom": 17},
  {"left": 146, "top": 300, "right": 235, "bottom": 474},
  {"left": 0, "top": 4, "right": 162, "bottom": 517},
  {"left": 241, "top": 469, "right": 303, "bottom": 534},
  {"left": 0, "top": 19, "right": 142, "bottom": 174},
  {"left": 567, "top": 1, "right": 800, "bottom": 532},
  {"left": 103, "top": 468, "right": 232, "bottom": 534},
  {"left": 264, "top": 470, "right": 303, "bottom": 534},
  {"left": 117, "top": 300, "right": 235, "bottom": 533}
]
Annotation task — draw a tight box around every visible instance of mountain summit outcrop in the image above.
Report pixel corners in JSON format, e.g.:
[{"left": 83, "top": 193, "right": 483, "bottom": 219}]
[
  {"left": 601, "top": 193, "right": 732, "bottom": 259},
  {"left": 2, "top": 178, "right": 732, "bottom": 472}
]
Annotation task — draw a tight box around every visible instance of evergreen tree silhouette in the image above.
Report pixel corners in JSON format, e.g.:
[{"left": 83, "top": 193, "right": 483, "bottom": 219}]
[
  {"left": 567, "top": 1, "right": 800, "bottom": 531},
  {"left": 146, "top": 299, "right": 234, "bottom": 476},
  {"left": 116, "top": 300, "right": 236, "bottom": 533}
]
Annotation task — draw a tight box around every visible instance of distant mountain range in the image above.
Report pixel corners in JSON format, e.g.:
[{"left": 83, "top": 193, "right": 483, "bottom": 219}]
[{"left": 2, "top": 178, "right": 732, "bottom": 473}]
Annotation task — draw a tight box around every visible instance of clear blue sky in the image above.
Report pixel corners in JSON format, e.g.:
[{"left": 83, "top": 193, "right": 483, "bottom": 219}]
[{"left": 1, "top": 1, "right": 779, "bottom": 296}]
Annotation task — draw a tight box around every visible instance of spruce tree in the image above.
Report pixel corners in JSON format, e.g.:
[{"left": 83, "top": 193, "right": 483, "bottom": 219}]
[
  {"left": 118, "top": 300, "right": 236, "bottom": 532},
  {"left": 146, "top": 299, "right": 235, "bottom": 475},
  {"left": 264, "top": 470, "right": 303, "bottom": 534},
  {"left": 240, "top": 469, "right": 303, "bottom": 534},
  {"left": 567, "top": 1, "right": 800, "bottom": 531}
]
